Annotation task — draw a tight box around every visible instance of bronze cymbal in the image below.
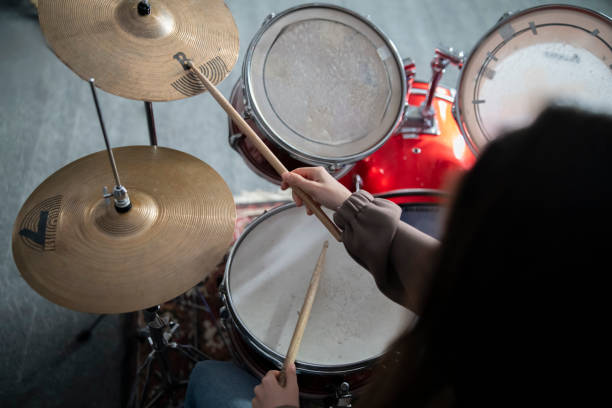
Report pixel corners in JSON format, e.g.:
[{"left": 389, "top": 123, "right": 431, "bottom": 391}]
[
  {"left": 37, "top": 0, "right": 239, "bottom": 101},
  {"left": 12, "top": 146, "right": 236, "bottom": 314}
]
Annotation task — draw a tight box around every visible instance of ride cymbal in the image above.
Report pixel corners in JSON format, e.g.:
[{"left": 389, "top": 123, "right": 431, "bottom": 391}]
[
  {"left": 38, "top": 0, "right": 239, "bottom": 101},
  {"left": 12, "top": 146, "right": 236, "bottom": 314}
]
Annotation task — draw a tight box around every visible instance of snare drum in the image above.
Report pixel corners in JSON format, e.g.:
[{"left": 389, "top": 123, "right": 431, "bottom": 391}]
[
  {"left": 229, "top": 3, "right": 406, "bottom": 183},
  {"left": 339, "top": 81, "right": 476, "bottom": 203},
  {"left": 221, "top": 191, "right": 444, "bottom": 401},
  {"left": 455, "top": 5, "right": 612, "bottom": 153}
]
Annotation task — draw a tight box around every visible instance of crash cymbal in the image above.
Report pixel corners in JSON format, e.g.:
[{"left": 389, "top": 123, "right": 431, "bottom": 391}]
[
  {"left": 12, "top": 146, "right": 236, "bottom": 314},
  {"left": 37, "top": 0, "right": 239, "bottom": 101}
]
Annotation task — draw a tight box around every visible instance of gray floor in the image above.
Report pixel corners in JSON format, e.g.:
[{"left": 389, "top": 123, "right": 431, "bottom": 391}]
[{"left": 1, "top": 0, "right": 611, "bottom": 406}]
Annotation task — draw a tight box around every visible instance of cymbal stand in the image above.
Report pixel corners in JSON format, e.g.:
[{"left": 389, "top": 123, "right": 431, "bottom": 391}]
[
  {"left": 128, "top": 306, "right": 211, "bottom": 408},
  {"left": 136, "top": 0, "right": 158, "bottom": 147},
  {"left": 144, "top": 102, "right": 158, "bottom": 146},
  {"left": 89, "top": 78, "right": 132, "bottom": 212}
]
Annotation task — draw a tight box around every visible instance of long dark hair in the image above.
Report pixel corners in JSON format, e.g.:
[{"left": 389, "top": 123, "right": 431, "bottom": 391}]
[{"left": 356, "top": 107, "right": 612, "bottom": 407}]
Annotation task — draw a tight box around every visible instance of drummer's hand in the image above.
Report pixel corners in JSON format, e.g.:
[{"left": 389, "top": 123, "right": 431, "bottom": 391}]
[
  {"left": 280, "top": 167, "right": 352, "bottom": 213},
  {"left": 252, "top": 363, "right": 299, "bottom": 408}
]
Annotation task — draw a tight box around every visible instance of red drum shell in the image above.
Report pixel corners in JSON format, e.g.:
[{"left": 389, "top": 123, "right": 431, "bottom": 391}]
[{"left": 339, "top": 81, "right": 476, "bottom": 204}]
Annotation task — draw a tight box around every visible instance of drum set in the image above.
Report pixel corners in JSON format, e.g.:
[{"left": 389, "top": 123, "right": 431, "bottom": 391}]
[{"left": 11, "top": 1, "right": 612, "bottom": 407}]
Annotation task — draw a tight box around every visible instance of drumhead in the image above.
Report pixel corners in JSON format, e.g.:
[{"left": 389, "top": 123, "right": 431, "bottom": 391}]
[
  {"left": 456, "top": 5, "right": 612, "bottom": 153},
  {"left": 243, "top": 4, "right": 405, "bottom": 165},
  {"left": 225, "top": 204, "right": 421, "bottom": 371}
]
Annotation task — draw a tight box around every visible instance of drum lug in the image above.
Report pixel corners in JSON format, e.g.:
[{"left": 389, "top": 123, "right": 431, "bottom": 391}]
[
  {"left": 243, "top": 105, "right": 252, "bottom": 120},
  {"left": 497, "top": 10, "right": 514, "bottom": 23},
  {"left": 327, "top": 163, "right": 342, "bottom": 172},
  {"left": 229, "top": 133, "right": 244, "bottom": 149},
  {"left": 353, "top": 174, "right": 363, "bottom": 192},
  {"left": 219, "top": 305, "right": 229, "bottom": 329},
  {"left": 335, "top": 382, "right": 352, "bottom": 407},
  {"left": 262, "top": 12, "right": 276, "bottom": 26}
]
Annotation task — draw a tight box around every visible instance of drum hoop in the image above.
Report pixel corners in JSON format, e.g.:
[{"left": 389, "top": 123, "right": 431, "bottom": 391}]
[
  {"left": 222, "top": 189, "right": 446, "bottom": 374},
  {"left": 242, "top": 3, "right": 406, "bottom": 166},
  {"left": 454, "top": 4, "right": 612, "bottom": 155}
]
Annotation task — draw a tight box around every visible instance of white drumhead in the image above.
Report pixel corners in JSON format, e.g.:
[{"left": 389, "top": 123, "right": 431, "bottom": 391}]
[
  {"left": 243, "top": 4, "right": 405, "bottom": 165},
  {"left": 227, "top": 205, "right": 413, "bottom": 366},
  {"left": 457, "top": 5, "right": 612, "bottom": 153}
]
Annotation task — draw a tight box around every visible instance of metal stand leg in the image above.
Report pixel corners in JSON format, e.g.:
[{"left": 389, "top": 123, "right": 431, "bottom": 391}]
[
  {"left": 145, "top": 101, "right": 158, "bottom": 146},
  {"left": 76, "top": 314, "right": 106, "bottom": 342},
  {"left": 127, "top": 305, "right": 210, "bottom": 408}
]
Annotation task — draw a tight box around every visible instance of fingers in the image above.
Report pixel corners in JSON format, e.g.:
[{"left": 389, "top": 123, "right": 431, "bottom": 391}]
[
  {"left": 286, "top": 362, "right": 297, "bottom": 383},
  {"left": 253, "top": 368, "right": 300, "bottom": 408},
  {"left": 291, "top": 167, "right": 326, "bottom": 181},
  {"left": 284, "top": 172, "right": 320, "bottom": 195},
  {"left": 291, "top": 191, "right": 303, "bottom": 207}
]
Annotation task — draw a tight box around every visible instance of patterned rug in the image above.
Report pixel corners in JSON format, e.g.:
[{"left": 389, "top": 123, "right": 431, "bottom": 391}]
[{"left": 128, "top": 200, "right": 288, "bottom": 408}]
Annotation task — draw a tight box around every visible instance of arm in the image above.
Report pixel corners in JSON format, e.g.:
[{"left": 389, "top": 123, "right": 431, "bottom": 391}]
[
  {"left": 281, "top": 168, "right": 438, "bottom": 313},
  {"left": 334, "top": 191, "right": 438, "bottom": 313}
]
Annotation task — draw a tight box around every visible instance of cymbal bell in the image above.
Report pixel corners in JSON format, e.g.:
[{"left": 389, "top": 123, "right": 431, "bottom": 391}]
[
  {"left": 12, "top": 146, "right": 236, "bottom": 314},
  {"left": 37, "top": 0, "right": 239, "bottom": 101}
]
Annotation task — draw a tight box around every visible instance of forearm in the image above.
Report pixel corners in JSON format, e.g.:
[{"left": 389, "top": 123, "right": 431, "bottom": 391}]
[{"left": 333, "top": 191, "right": 439, "bottom": 313}]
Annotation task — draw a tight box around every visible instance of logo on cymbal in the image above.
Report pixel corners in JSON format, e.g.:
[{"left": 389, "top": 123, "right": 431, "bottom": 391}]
[
  {"left": 171, "top": 55, "right": 228, "bottom": 96},
  {"left": 19, "top": 195, "right": 62, "bottom": 251}
]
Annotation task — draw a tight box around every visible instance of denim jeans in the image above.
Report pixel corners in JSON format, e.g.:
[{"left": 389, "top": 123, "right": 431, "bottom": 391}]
[{"left": 184, "top": 360, "right": 259, "bottom": 408}]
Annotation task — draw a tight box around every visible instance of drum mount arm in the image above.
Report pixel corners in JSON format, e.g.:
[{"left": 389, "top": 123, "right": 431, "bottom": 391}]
[{"left": 399, "top": 47, "right": 464, "bottom": 136}]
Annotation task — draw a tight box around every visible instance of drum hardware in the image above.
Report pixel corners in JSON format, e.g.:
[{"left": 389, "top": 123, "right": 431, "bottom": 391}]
[
  {"left": 497, "top": 11, "right": 514, "bottom": 23},
  {"left": 334, "top": 382, "right": 352, "bottom": 408},
  {"left": 137, "top": 0, "right": 151, "bottom": 16},
  {"left": 177, "top": 55, "right": 343, "bottom": 241},
  {"left": 403, "top": 57, "right": 417, "bottom": 95},
  {"left": 89, "top": 78, "right": 132, "bottom": 212},
  {"left": 229, "top": 133, "right": 244, "bottom": 148},
  {"left": 192, "top": 283, "right": 234, "bottom": 357},
  {"left": 263, "top": 12, "right": 276, "bottom": 26},
  {"left": 144, "top": 101, "right": 158, "bottom": 146},
  {"left": 353, "top": 174, "right": 363, "bottom": 192},
  {"left": 127, "top": 305, "right": 211, "bottom": 408},
  {"left": 399, "top": 47, "right": 464, "bottom": 136}
]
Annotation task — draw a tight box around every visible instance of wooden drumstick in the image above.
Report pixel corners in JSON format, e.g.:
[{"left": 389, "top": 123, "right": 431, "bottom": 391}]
[
  {"left": 278, "top": 240, "right": 328, "bottom": 387},
  {"left": 186, "top": 61, "right": 342, "bottom": 242}
]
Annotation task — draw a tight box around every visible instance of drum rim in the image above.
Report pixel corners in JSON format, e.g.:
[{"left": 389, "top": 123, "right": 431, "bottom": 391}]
[
  {"left": 454, "top": 4, "right": 612, "bottom": 155},
  {"left": 222, "top": 189, "right": 446, "bottom": 375},
  {"left": 242, "top": 2, "right": 406, "bottom": 166}
]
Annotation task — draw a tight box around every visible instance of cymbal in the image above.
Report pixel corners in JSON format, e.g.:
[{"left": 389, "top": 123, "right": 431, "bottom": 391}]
[
  {"left": 37, "top": 0, "right": 239, "bottom": 101},
  {"left": 12, "top": 146, "right": 236, "bottom": 314}
]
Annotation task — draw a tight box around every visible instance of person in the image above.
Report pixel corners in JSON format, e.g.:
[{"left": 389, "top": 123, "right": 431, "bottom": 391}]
[{"left": 186, "top": 106, "right": 612, "bottom": 407}]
